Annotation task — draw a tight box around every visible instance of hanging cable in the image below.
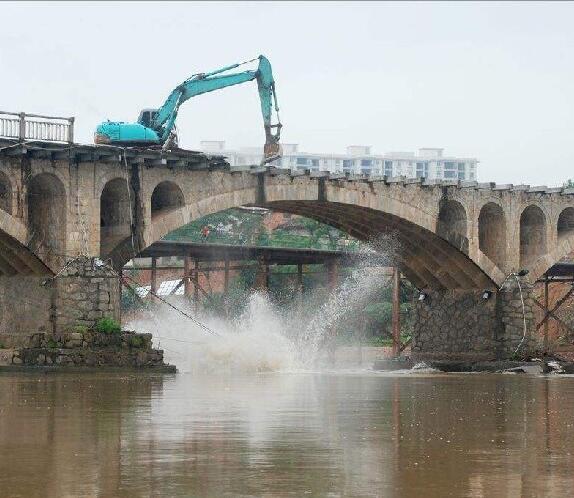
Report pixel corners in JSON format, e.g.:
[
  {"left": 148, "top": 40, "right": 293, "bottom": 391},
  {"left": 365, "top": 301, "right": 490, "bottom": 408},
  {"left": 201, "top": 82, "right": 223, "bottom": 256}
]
[
  {"left": 499, "top": 271, "right": 528, "bottom": 355},
  {"left": 116, "top": 265, "right": 221, "bottom": 337}
]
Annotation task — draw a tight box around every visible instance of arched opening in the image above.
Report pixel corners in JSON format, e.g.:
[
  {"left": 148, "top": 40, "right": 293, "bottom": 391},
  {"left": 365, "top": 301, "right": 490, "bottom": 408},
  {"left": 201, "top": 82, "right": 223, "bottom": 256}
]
[
  {"left": 520, "top": 205, "right": 547, "bottom": 267},
  {"left": 151, "top": 181, "right": 185, "bottom": 219},
  {"left": 478, "top": 202, "right": 506, "bottom": 268},
  {"left": 0, "top": 172, "right": 12, "bottom": 214},
  {"left": 436, "top": 199, "right": 468, "bottom": 254},
  {"left": 557, "top": 207, "right": 574, "bottom": 243},
  {"left": 27, "top": 173, "right": 66, "bottom": 266},
  {"left": 100, "top": 178, "right": 132, "bottom": 256}
]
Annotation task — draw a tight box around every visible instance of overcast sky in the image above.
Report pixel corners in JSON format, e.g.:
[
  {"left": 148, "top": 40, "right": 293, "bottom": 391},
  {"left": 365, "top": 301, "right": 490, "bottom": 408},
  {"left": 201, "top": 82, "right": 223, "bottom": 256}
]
[{"left": 1, "top": 1, "right": 573, "bottom": 185}]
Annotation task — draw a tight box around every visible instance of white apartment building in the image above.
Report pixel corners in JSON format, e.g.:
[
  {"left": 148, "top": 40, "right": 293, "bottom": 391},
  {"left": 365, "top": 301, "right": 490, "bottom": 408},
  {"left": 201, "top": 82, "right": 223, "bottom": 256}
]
[{"left": 200, "top": 142, "right": 478, "bottom": 181}]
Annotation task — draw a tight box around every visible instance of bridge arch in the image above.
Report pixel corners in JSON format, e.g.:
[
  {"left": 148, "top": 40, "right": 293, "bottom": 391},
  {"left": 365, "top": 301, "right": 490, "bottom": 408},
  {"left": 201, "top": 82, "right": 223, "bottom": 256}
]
[
  {"left": 151, "top": 181, "right": 185, "bottom": 219},
  {"left": 557, "top": 207, "right": 574, "bottom": 242},
  {"left": 0, "top": 171, "right": 12, "bottom": 214},
  {"left": 27, "top": 172, "right": 67, "bottom": 268},
  {"left": 106, "top": 177, "right": 505, "bottom": 290},
  {"left": 520, "top": 204, "right": 547, "bottom": 268},
  {"left": 100, "top": 178, "right": 133, "bottom": 257},
  {"left": 478, "top": 202, "right": 506, "bottom": 269},
  {"left": 436, "top": 199, "right": 468, "bottom": 253}
]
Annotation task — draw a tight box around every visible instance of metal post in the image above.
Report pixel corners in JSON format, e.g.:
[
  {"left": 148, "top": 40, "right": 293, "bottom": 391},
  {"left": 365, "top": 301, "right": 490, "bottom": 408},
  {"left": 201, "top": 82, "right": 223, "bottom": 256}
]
[
  {"left": 184, "top": 256, "right": 192, "bottom": 297},
  {"left": 224, "top": 257, "right": 230, "bottom": 295},
  {"left": 392, "top": 267, "right": 401, "bottom": 357},
  {"left": 193, "top": 259, "right": 200, "bottom": 312},
  {"left": 326, "top": 260, "right": 338, "bottom": 291},
  {"left": 254, "top": 256, "right": 268, "bottom": 292},
  {"left": 544, "top": 276, "right": 549, "bottom": 351},
  {"left": 68, "top": 117, "right": 75, "bottom": 144},
  {"left": 297, "top": 263, "right": 304, "bottom": 294},
  {"left": 224, "top": 257, "right": 230, "bottom": 317},
  {"left": 18, "top": 112, "right": 26, "bottom": 141},
  {"left": 150, "top": 257, "right": 157, "bottom": 299}
]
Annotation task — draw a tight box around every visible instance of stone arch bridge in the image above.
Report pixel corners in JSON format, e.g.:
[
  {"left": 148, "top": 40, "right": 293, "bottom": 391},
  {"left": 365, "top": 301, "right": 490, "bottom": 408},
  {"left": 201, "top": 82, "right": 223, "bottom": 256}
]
[{"left": 1, "top": 140, "right": 573, "bottom": 359}]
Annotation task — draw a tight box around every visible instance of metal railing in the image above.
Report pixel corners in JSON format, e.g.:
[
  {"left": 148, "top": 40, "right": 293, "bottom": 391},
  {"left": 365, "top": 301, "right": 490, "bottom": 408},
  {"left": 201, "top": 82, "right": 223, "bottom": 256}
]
[{"left": 0, "top": 111, "right": 74, "bottom": 143}]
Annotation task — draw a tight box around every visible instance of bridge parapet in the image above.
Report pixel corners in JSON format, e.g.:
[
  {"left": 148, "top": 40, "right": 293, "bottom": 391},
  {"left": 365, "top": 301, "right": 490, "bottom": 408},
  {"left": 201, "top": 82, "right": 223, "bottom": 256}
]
[{"left": 0, "top": 111, "right": 75, "bottom": 143}]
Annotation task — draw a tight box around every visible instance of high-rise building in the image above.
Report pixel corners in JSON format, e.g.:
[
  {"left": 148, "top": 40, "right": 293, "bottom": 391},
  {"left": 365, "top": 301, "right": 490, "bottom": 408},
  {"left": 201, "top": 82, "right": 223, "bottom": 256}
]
[{"left": 199, "top": 141, "right": 478, "bottom": 181}]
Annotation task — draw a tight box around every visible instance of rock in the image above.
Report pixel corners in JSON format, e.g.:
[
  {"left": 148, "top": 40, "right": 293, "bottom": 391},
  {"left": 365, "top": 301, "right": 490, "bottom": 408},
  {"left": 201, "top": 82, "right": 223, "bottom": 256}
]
[{"left": 503, "top": 364, "right": 543, "bottom": 374}]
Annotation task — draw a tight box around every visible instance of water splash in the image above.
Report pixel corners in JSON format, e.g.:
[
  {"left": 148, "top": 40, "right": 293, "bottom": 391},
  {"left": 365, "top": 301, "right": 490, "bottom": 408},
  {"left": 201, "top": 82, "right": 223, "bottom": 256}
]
[{"left": 126, "top": 234, "right": 401, "bottom": 373}]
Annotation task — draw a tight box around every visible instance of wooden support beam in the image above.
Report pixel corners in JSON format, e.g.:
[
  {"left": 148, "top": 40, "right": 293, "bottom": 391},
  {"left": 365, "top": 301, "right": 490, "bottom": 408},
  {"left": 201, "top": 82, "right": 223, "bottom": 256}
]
[
  {"left": 534, "top": 298, "right": 574, "bottom": 336},
  {"left": 193, "top": 259, "right": 199, "bottom": 312},
  {"left": 536, "top": 284, "right": 574, "bottom": 331},
  {"left": 326, "top": 259, "right": 338, "bottom": 291},
  {"left": 150, "top": 257, "right": 157, "bottom": 298},
  {"left": 184, "top": 256, "right": 192, "bottom": 297}
]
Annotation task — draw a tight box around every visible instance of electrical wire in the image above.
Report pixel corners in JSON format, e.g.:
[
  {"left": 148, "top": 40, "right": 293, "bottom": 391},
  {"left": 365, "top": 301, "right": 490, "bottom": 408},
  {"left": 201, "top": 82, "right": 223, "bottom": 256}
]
[{"left": 499, "top": 272, "right": 528, "bottom": 355}]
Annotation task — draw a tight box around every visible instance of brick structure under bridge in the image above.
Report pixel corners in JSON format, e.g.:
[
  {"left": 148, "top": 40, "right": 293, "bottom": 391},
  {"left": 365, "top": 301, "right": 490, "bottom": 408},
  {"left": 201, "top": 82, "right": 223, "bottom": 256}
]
[{"left": 1, "top": 140, "right": 574, "bottom": 359}]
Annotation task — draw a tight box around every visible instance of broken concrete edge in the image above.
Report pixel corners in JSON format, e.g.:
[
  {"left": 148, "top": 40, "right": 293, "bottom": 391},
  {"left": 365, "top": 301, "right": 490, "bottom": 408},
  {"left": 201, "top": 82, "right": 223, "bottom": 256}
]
[{"left": 373, "top": 357, "right": 574, "bottom": 374}]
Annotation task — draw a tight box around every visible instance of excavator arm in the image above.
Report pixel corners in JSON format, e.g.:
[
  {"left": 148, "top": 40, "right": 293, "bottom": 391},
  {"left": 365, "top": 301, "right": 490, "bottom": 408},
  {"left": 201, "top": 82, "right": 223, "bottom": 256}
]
[{"left": 95, "top": 56, "right": 282, "bottom": 163}]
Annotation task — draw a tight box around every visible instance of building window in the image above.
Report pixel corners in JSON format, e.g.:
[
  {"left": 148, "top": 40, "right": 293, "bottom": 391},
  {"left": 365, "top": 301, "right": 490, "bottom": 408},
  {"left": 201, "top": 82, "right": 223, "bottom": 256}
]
[
  {"left": 361, "top": 168, "right": 372, "bottom": 176},
  {"left": 444, "top": 161, "right": 456, "bottom": 170},
  {"left": 342, "top": 159, "right": 354, "bottom": 169},
  {"left": 444, "top": 170, "right": 457, "bottom": 179},
  {"left": 296, "top": 157, "right": 307, "bottom": 166},
  {"left": 384, "top": 160, "right": 393, "bottom": 176},
  {"left": 416, "top": 162, "right": 429, "bottom": 178},
  {"left": 310, "top": 159, "right": 319, "bottom": 167},
  {"left": 361, "top": 159, "right": 372, "bottom": 167}
]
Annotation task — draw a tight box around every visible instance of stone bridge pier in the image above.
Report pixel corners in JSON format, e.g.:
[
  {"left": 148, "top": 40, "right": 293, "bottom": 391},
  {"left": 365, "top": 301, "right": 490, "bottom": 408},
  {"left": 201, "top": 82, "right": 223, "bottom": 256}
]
[{"left": 2, "top": 141, "right": 574, "bottom": 359}]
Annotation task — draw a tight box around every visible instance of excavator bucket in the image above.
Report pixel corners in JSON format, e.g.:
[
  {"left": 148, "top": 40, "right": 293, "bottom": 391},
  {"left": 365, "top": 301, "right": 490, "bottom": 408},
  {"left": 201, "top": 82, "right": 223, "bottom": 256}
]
[
  {"left": 263, "top": 142, "right": 282, "bottom": 164},
  {"left": 261, "top": 122, "right": 282, "bottom": 165}
]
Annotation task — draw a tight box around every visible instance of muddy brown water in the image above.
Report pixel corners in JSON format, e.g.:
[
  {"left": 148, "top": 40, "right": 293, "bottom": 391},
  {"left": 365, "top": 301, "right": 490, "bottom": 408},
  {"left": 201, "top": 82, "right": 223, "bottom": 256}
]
[{"left": 0, "top": 371, "right": 573, "bottom": 497}]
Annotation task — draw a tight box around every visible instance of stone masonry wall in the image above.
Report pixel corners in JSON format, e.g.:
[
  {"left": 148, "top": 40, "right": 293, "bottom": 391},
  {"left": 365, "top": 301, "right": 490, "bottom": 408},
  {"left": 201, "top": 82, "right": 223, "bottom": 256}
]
[
  {"left": 497, "top": 277, "right": 535, "bottom": 355},
  {"left": 0, "top": 275, "right": 53, "bottom": 347},
  {"left": 412, "top": 290, "right": 500, "bottom": 361},
  {"left": 53, "top": 257, "right": 120, "bottom": 334},
  {"left": 412, "top": 283, "right": 536, "bottom": 361}
]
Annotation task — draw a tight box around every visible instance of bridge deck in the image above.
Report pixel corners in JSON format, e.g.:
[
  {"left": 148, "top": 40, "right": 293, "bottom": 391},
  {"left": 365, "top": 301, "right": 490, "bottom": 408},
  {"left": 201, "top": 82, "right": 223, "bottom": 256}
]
[{"left": 136, "top": 240, "right": 382, "bottom": 266}]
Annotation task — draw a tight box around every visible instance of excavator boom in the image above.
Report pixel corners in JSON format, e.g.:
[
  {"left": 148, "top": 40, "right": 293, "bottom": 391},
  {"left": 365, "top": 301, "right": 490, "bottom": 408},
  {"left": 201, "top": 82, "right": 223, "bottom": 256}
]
[{"left": 94, "top": 56, "right": 282, "bottom": 164}]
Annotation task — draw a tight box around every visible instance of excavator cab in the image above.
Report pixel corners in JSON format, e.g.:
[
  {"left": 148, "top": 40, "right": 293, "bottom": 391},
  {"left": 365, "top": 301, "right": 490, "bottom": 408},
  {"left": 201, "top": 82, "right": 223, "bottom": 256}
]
[{"left": 138, "top": 109, "right": 158, "bottom": 128}]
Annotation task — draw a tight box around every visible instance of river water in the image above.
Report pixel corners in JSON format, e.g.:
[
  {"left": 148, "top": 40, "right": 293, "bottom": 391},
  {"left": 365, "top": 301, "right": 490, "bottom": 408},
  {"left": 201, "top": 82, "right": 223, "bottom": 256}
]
[{"left": 1, "top": 370, "right": 574, "bottom": 498}]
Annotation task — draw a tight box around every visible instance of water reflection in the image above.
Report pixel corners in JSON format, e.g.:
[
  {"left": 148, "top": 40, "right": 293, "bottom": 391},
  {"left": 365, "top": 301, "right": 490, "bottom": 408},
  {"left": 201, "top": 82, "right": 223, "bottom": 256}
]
[{"left": 1, "top": 372, "right": 573, "bottom": 497}]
